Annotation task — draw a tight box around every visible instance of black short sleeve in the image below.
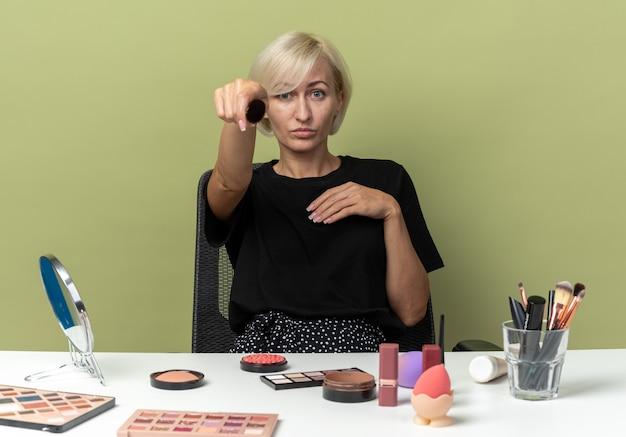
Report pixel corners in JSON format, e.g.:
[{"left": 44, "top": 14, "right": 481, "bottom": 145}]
[
  {"left": 397, "top": 166, "right": 444, "bottom": 273},
  {"left": 203, "top": 172, "right": 250, "bottom": 249}
]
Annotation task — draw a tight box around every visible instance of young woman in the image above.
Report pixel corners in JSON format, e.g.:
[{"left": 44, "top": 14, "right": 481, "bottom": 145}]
[{"left": 206, "top": 32, "right": 443, "bottom": 352}]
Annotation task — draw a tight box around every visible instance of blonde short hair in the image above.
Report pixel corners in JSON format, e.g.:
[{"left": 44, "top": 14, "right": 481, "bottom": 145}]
[{"left": 249, "top": 32, "right": 352, "bottom": 136}]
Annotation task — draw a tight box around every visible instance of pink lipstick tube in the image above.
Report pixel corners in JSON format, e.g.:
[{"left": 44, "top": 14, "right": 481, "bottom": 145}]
[{"left": 378, "top": 343, "right": 399, "bottom": 406}]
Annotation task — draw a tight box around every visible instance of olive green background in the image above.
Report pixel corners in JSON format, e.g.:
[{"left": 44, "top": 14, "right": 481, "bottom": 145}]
[{"left": 1, "top": 1, "right": 624, "bottom": 352}]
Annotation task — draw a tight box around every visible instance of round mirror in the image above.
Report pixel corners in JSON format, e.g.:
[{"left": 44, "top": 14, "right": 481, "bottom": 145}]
[
  {"left": 40, "top": 255, "right": 93, "bottom": 353},
  {"left": 25, "top": 255, "right": 104, "bottom": 384}
]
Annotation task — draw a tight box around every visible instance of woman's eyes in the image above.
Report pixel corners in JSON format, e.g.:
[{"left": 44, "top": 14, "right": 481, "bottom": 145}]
[{"left": 275, "top": 90, "right": 326, "bottom": 100}]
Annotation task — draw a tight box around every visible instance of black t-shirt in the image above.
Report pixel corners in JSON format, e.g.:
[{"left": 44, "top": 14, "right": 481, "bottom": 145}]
[{"left": 204, "top": 155, "right": 444, "bottom": 338}]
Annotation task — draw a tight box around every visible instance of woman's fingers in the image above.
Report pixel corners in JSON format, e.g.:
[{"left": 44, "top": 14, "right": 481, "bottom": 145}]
[
  {"left": 307, "top": 182, "right": 354, "bottom": 212},
  {"left": 314, "top": 197, "right": 358, "bottom": 224},
  {"left": 323, "top": 206, "right": 357, "bottom": 224},
  {"left": 310, "top": 190, "right": 356, "bottom": 222},
  {"left": 213, "top": 79, "right": 267, "bottom": 131},
  {"left": 213, "top": 88, "right": 225, "bottom": 119}
]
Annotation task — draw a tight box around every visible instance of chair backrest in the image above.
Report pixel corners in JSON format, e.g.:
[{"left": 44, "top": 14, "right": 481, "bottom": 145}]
[{"left": 192, "top": 169, "right": 436, "bottom": 352}]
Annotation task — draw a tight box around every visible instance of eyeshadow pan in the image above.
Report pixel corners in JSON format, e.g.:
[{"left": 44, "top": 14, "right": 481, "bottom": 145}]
[
  {"left": 16, "top": 395, "right": 41, "bottom": 402},
  {"left": 140, "top": 411, "right": 159, "bottom": 417},
  {"left": 289, "top": 377, "right": 311, "bottom": 382},
  {"left": 23, "top": 402, "right": 49, "bottom": 409},
  {"left": 250, "top": 417, "right": 268, "bottom": 422},
  {"left": 173, "top": 426, "right": 193, "bottom": 432},
  {"left": 244, "top": 430, "right": 264, "bottom": 435},
  {"left": 203, "top": 420, "right": 222, "bottom": 426},
  {"left": 284, "top": 373, "right": 304, "bottom": 378},
  {"left": 264, "top": 375, "right": 286, "bottom": 380},
  {"left": 65, "top": 395, "right": 81, "bottom": 400},
  {"left": 157, "top": 419, "right": 176, "bottom": 424},
  {"left": 0, "top": 399, "right": 13, "bottom": 404},
  {"left": 0, "top": 404, "right": 20, "bottom": 413},
  {"left": 304, "top": 372, "right": 324, "bottom": 376},
  {"left": 61, "top": 410, "right": 79, "bottom": 417},
  {"left": 270, "top": 379, "right": 291, "bottom": 384}
]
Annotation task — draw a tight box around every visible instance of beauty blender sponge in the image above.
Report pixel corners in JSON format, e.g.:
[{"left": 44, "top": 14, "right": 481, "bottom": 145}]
[
  {"left": 398, "top": 351, "right": 423, "bottom": 388},
  {"left": 413, "top": 364, "right": 451, "bottom": 398}
]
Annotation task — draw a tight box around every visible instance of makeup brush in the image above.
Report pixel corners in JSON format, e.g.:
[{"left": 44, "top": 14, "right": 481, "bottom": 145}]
[
  {"left": 553, "top": 281, "right": 573, "bottom": 327},
  {"left": 508, "top": 297, "right": 526, "bottom": 329},
  {"left": 548, "top": 302, "right": 564, "bottom": 330},
  {"left": 558, "top": 283, "right": 587, "bottom": 329},
  {"left": 438, "top": 314, "right": 445, "bottom": 364},
  {"left": 518, "top": 282, "right": 528, "bottom": 310},
  {"left": 546, "top": 289, "right": 555, "bottom": 329}
]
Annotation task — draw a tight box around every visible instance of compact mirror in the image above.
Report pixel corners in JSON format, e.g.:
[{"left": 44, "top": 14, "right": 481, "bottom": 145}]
[{"left": 25, "top": 255, "right": 105, "bottom": 385}]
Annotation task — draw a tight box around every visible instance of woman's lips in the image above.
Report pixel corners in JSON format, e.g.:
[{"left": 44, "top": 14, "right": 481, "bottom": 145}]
[{"left": 291, "top": 129, "right": 316, "bottom": 138}]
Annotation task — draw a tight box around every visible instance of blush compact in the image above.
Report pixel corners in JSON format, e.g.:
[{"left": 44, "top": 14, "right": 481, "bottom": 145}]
[
  {"left": 150, "top": 369, "right": 205, "bottom": 390},
  {"left": 240, "top": 354, "right": 288, "bottom": 373}
]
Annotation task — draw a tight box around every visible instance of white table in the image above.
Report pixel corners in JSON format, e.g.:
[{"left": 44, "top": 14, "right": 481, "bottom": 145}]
[{"left": 0, "top": 350, "right": 624, "bottom": 436}]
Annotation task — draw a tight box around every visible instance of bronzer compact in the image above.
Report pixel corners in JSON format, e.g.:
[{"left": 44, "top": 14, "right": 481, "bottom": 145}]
[{"left": 25, "top": 255, "right": 105, "bottom": 385}]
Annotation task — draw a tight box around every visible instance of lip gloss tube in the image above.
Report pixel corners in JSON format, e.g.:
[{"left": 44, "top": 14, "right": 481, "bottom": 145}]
[{"left": 378, "top": 343, "right": 399, "bottom": 406}]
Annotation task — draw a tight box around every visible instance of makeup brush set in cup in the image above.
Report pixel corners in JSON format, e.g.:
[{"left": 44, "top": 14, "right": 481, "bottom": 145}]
[{"left": 504, "top": 280, "right": 589, "bottom": 400}]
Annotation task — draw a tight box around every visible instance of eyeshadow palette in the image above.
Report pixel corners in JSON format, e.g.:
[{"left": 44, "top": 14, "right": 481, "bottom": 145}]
[
  {"left": 260, "top": 367, "right": 366, "bottom": 390},
  {"left": 118, "top": 410, "right": 278, "bottom": 437},
  {"left": 0, "top": 384, "right": 115, "bottom": 433}
]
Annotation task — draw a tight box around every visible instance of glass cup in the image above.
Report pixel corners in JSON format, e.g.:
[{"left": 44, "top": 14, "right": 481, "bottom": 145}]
[{"left": 502, "top": 321, "right": 569, "bottom": 400}]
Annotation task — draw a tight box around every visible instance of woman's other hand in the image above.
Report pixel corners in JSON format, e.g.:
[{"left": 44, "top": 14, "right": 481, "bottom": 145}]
[
  {"left": 306, "top": 182, "right": 401, "bottom": 224},
  {"left": 213, "top": 79, "right": 267, "bottom": 131}
]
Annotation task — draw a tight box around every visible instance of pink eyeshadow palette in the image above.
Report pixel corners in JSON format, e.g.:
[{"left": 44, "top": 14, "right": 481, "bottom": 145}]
[
  {"left": 0, "top": 384, "right": 115, "bottom": 433},
  {"left": 118, "top": 410, "right": 278, "bottom": 437},
  {"left": 260, "top": 367, "right": 366, "bottom": 390}
]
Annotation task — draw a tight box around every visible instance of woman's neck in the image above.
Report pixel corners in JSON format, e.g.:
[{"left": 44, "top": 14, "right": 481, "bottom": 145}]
[{"left": 273, "top": 148, "right": 340, "bottom": 179}]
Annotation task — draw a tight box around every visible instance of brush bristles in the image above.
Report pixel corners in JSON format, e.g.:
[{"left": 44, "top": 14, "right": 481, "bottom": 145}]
[
  {"left": 554, "top": 281, "right": 573, "bottom": 309},
  {"left": 577, "top": 288, "right": 586, "bottom": 300},
  {"left": 556, "top": 281, "right": 573, "bottom": 292},
  {"left": 573, "top": 282, "right": 586, "bottom": 297}
]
